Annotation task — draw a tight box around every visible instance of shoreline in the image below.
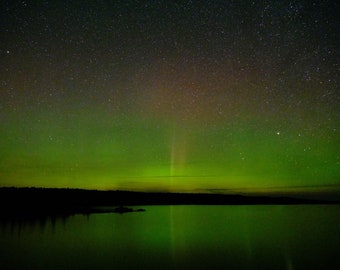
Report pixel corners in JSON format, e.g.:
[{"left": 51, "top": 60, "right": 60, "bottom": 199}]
[{"left": 0, "top": 187, "right": 338, "bottom": 219}]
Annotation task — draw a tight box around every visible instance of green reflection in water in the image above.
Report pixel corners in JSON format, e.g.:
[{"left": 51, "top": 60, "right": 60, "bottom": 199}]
[{"left": 1, "top": 205, "right": 340, "bottom": 270}]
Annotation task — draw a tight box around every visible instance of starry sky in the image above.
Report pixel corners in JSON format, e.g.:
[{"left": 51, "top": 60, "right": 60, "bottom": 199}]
[{"left": 0, "top": 0, "right": 339, "bottom": 197}]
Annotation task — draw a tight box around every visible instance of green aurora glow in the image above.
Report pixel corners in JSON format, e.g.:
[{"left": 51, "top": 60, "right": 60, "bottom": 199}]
[
  {"left": 1, "top": 103, "right": 338, "bottom": 194},
  {"left": 0, "top": 1, "right": 339, "bottom": 196}
]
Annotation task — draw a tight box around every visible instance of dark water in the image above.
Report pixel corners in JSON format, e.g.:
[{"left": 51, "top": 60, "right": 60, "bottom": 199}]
[{"left": 1, "top": 205, "right": 339, "bottom": 270}]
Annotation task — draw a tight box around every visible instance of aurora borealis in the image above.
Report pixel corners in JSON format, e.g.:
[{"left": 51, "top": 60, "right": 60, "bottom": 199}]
[{"left": 0, "top": 1, "right": 339, "bottom": 197}]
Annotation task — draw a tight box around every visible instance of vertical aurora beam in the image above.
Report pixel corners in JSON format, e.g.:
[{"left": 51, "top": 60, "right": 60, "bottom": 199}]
[{"left": 170, "top": 124, "right": 188, "bottom": 178}]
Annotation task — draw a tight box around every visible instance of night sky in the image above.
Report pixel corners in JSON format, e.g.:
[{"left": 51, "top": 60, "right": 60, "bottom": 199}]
[{"left": 0, "top": 1, "right": 339, "bottom": 197}]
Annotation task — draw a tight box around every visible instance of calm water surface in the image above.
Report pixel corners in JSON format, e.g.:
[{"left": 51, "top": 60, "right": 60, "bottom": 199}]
[{"left": 1, "top": 205, "right": 339, "bottom": 270}]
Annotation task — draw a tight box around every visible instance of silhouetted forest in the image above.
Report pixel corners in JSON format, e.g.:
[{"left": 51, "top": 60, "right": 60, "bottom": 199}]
[{"left": 0, "top": 187, "right": 337, "bottom": 220}]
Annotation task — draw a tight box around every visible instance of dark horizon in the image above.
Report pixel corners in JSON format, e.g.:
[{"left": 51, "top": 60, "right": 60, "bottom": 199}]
[
  {"left": 1, "top": 184, "right": 340, "bottom": 201},
  {"left": 1, "top": 186, "right": 339, "bottom": 206}
]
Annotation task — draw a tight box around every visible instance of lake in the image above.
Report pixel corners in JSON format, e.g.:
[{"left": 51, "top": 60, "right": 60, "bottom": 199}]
[{"left": 1, "top": 205, "right": 339, "bottom": 270}]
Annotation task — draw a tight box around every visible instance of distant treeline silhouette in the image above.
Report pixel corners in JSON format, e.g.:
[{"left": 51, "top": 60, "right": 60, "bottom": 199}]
[{"left": 0, "top": 186, "right": 337, "bottom": 219}]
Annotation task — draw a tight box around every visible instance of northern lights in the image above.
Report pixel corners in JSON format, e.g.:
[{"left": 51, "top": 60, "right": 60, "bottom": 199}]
[{"left": 0, "top": 1, "right": 339, "bottom": 197}]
